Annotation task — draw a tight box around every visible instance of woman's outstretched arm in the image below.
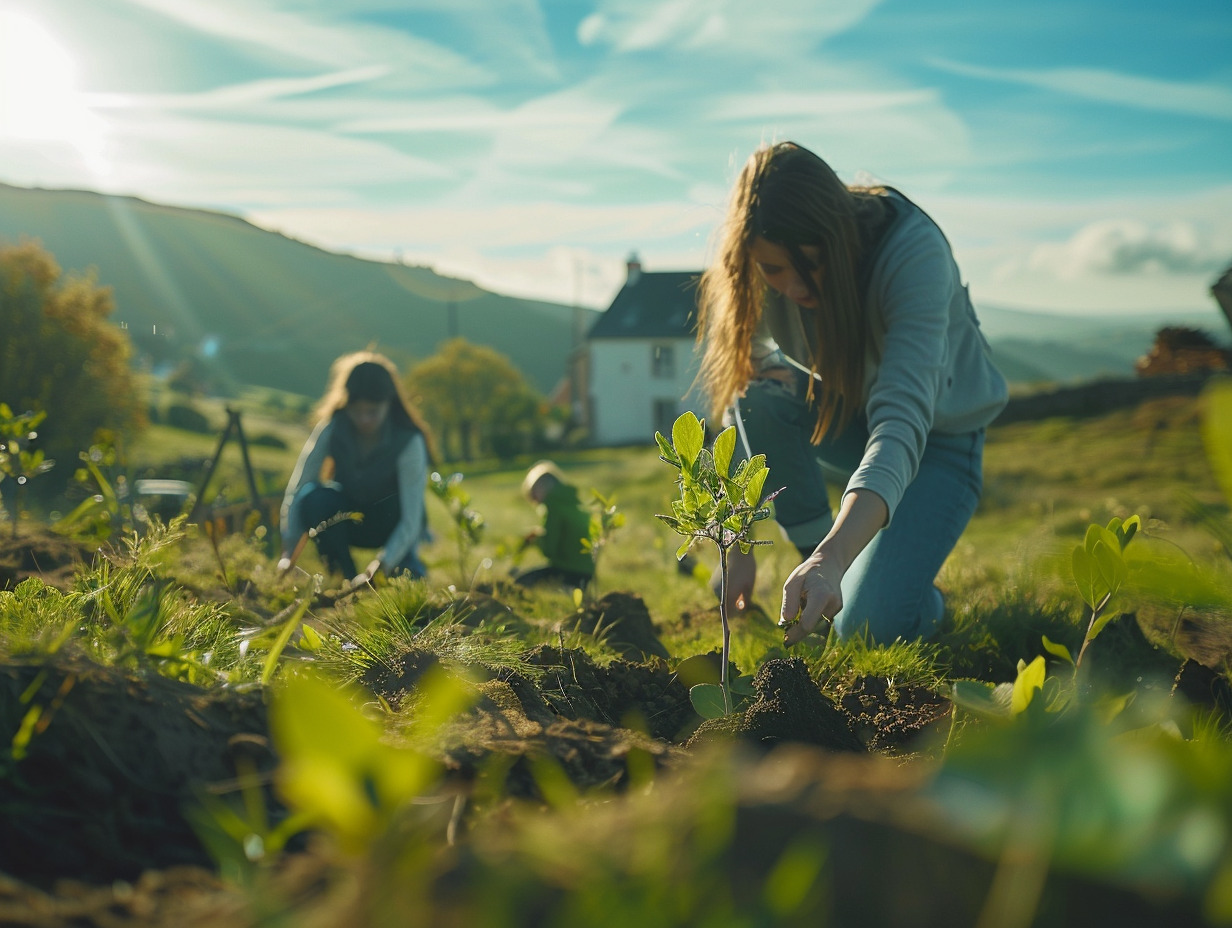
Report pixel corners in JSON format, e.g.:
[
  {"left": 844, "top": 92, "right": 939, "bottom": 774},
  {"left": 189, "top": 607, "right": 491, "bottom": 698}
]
[{"left": 780, "top": 488, "right": 887, "bottom": 645}]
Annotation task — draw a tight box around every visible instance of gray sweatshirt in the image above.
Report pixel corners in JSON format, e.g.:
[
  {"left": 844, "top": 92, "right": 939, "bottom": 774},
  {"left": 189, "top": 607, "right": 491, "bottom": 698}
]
[{"left": 753, "top": 190, "right": 1008, "bottom": 523}]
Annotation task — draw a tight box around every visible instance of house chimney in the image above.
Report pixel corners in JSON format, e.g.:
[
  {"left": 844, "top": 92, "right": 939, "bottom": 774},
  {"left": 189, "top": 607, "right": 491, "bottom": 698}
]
[{"left": 626, "top": 251, "right": 642, "bottom": 286}]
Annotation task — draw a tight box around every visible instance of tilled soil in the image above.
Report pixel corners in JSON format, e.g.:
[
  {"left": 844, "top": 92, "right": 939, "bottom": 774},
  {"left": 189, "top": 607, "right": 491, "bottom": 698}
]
[
  {"left": 837, "top": 675, "right": 952, "bottom": 751},
  {"left": 0, "top": 526, "right": 97, "bottom": 591},
  {"left": 0, "top": 659, "right": 274, "bottom": 887}
]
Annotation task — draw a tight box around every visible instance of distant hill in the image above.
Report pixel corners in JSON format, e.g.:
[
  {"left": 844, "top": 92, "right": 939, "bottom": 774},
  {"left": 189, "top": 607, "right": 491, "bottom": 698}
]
[
  {"left": 975, "top": 302, "right": 1230, "bottom": 385},
  {"left": 0, "top": 183, "right": 597, "bottom": 396},
  {"left": 3, "top": 182, "right": 1227, "bottom": 395}
]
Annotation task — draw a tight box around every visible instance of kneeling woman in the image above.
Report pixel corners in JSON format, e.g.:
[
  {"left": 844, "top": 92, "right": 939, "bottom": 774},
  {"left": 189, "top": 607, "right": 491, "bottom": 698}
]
[
  {"left": 279, "top": 351, "right": 435, "bottom": 585},
  {"left": 699, "top": 141, "right": 1008, "bottom": 646}
]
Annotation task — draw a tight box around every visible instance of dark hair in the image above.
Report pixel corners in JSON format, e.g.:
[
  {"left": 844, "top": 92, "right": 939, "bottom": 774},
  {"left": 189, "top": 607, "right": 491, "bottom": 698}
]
[
  {"left": 344, "top": 360, "right": 398, "bottom": 404},
  {"left": 313, "top": 350, "right": 439, "bottom": 463}
]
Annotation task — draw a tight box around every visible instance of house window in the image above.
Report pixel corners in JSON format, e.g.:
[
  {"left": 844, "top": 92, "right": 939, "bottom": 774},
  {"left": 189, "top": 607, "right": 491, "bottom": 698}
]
[
  {"left": 653, "top": 399, "right": 678, "bottom": 438},
  {"left": 651, "top": 344, "right": 675, "bottom": 378}
]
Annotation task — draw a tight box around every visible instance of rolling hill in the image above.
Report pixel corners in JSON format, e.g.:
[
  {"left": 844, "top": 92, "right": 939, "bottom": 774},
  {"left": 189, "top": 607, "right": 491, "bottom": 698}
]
[
  {"left": 974, "top": 302, "right": 1230, "bottom": 385},
  {"left": 0, "top": 183, "right": 596, "bottom": 396},
  {"left": 2, "top": 182, "right": 1226, "bottom": 395}
]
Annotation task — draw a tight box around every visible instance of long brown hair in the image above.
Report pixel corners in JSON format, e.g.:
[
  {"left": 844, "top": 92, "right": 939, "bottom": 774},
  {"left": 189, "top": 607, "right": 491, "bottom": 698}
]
[
  {"left": 697, "top": 141, "right": 885, "bottom": 442},
  {"left": 313, "top": 350, "right": 439, "bottom": 464}
]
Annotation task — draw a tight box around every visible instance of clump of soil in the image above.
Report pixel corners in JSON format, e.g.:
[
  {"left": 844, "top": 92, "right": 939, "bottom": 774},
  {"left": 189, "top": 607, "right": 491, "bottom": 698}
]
[
  {"left": 836, "top": 676, "right": 951, "bottom": 751},
  {"left": 0, "top": 525, "right": 97, "bottom": 591},
  {"left": 439, "top": 671, "right": 685, "bottom": 800},
  {"left": 688, "top": 658, "right": 863, "bottom": 752},
  {"left": 361, "top": 647, "right": 444, "bottom": 706},
  {"left": 0, "top": 658, "right": 273, "bottom": 887},
  {"left": 566, "top": 591, "right": 670, "bottom": 661},
  {"left": 521, "top": 645, "right": 695, "bottom": 741}
]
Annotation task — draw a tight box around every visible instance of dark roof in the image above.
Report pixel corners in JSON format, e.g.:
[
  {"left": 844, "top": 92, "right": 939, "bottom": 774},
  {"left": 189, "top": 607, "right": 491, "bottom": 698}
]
[{"left": 588, "top": 270, "right": 700, "bottom": 339}]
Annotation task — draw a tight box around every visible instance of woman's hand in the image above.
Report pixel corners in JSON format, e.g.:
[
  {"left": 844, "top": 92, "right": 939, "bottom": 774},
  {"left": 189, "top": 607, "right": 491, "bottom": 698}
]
[
  {"left": 777, "top": 490, "right": 888, "bottom": 646},
  {"left": 779, "top": 554, "right": 844, "bottom": 645}
]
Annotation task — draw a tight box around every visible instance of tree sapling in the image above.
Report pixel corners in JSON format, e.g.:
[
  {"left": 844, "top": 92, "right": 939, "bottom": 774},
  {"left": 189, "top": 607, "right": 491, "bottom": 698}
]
[{"left": 655, "top": 412, "right": 780, "bottom": 715}]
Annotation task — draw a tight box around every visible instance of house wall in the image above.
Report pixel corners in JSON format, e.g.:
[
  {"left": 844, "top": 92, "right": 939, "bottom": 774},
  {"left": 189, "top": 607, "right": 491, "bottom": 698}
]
[{"left": 588, "top": 337, "right": 706, "bottom": 445}]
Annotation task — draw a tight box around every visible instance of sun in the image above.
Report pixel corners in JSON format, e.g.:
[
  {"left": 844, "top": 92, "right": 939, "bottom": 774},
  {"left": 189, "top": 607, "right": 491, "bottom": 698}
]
[{"left": 0, "top": 9, "right": 106, "bottom": 166}]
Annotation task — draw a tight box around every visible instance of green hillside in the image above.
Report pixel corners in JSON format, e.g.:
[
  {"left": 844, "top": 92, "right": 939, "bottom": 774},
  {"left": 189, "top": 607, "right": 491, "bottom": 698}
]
[{"left": 0, "top": 183, "right": 596, "bottom": 396}]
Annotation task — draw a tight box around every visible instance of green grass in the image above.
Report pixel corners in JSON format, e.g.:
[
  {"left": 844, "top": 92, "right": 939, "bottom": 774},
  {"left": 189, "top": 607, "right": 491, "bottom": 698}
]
[{"left": 117, "top": 391, "right": 1230, "bottom": 685}]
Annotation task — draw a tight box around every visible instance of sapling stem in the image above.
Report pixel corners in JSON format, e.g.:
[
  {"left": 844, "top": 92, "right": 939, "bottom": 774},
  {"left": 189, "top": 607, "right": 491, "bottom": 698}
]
[
  {"left": 718, "top": 544, "right": 732, "bottom": 715},
  {"left": 1073, "top": 590, "right": 1113, "bottom": 671}
]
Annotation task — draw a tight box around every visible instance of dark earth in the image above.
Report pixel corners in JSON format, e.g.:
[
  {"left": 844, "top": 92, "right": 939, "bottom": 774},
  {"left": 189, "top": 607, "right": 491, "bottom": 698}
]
[{"left": 0, "top": 543, "right": 1210, "bottom": 926}]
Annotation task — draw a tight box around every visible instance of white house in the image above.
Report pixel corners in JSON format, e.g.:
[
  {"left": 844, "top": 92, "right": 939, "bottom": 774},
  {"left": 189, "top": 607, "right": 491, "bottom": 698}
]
[{"left": 585, "top": 254, "right": 707, "bottom": 446}]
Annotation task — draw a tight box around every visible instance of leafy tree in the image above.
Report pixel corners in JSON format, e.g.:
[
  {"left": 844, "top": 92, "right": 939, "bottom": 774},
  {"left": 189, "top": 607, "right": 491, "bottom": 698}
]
[
  {"left": 406, "top": 338, "right": 544, "bottom": 461},
  {"left": 0, "top": 241, "right": 145, "bottom": 499}
]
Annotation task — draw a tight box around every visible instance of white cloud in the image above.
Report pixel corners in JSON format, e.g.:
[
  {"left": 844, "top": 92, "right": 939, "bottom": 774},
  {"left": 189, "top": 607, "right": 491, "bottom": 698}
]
[
  {"left": 1029, "top": 219, "right": 1229, "bottom": 278},
  {"left": 117, "top": 0, "right": 492, "bottom": 87},
  {"left": 922, "top": 185, "right": 1232, "bottom": 312},
  {"left": 931, "top": 58, "right": 1232, "bottom": 122},
  {"left": 87, "top": 66, "right": 391, "bottom": 111},
  {"left": 580, "top": 0, "right": 882, "bottom": 55},
  {"left": 77, "top": 114, "right": 454, "bottom": 204},
  {"left": 244, "top": 198, "right": 715, "bottom": 306}
]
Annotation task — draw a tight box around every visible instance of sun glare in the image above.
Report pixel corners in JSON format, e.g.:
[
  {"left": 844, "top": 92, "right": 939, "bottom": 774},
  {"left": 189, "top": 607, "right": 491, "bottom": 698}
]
[{"left": 0, "top": 9, "right": 106, "bottom": 168}]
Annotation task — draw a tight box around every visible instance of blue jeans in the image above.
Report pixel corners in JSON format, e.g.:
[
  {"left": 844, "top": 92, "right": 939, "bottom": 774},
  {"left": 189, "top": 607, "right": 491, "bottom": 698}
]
[
  {"left": 291, "top": 482, "right": 426, "bottom": 579},
  {"left": 734, "top": 370, "right": 984, "bottom": 643}
]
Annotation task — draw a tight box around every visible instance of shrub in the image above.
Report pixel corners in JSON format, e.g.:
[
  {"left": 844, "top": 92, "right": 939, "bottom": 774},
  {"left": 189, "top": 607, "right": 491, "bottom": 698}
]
[{"left": 164, "top": 403, "right": 213, "bottom": 434}]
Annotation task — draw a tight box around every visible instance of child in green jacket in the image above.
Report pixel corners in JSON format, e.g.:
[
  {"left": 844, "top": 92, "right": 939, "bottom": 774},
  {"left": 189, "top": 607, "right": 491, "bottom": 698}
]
[{"left": 516, "top": 460, "right": 594, "bottom": 589}]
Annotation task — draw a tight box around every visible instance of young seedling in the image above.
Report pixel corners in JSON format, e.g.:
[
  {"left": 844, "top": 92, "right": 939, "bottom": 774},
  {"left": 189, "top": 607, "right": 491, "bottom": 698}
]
[
  {"left": 1061, "top": 514, "right": 1141, "bottom": 672},
  {"left": 0, "top": 405, "right": 54, "bottom": 539},
  {"left": 428, "top": 471, "right": 486, "bottom": 588},
  {"left": 655, "top": 412, "right": 780, "bottom": 715},
  {"left": 580, "top": 490, "right": 624, "bottom": 598}
]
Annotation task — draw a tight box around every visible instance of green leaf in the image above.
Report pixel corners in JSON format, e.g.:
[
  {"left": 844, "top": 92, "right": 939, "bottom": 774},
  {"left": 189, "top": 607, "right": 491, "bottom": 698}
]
[
  {"left": 1119, "top": 514, "right": 1141, "bottom": 547},
  {"left": 1092, "top": 539, "right": 1127, "bottom": 595},
  {"left": 712, "top": 427, "right": 737, "bottom": 479},
  {"left": 1089, "top": 604, "right": 1120, "bottom": 641},
  {"left": 1010, "top": 655, "right": 1046, "bottom": 716},
  {"left": 676, "top": 538, "right": 697, "bottom": 560},
  {"left": 951, "top": 679, "right": 1013, "bottom": 719},
  {"left": 672, "top": 412, "right": 704, "bottom": 468},
  {"left": 261, "top": 594, "right": 314, "bottom": 685},
  {"left": 1040, "top": 634, "right": 1074, "bottom": 664},
  {"left": 744, "top": 466, "right": 769, "bottom": 507},
  {"left": 1071, "top": 545, "right": 1101, "bottom": 609},
  {"left": 654, "top": 431, "right": 679, "bottom": 465},
  {"left": 689, "top": 683, "right": 729, "bottom": 719},
  {"left": 300, "top": 624, "right": 323, "bottom": 651}
]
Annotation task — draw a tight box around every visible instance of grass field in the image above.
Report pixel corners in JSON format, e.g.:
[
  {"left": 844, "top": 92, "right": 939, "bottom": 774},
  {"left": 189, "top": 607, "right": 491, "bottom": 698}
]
[
  {"left": 4, "top": 384, "right": 1232, "bottom": 926},
  {"left": 122, "top": 387, "right": 1231, "bottom": 686}
]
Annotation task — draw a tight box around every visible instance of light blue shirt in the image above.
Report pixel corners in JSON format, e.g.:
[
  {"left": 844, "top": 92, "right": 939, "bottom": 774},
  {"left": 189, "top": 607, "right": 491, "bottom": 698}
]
[{"left": 753, "top": 191, "right": 1008, "bottom": 523}]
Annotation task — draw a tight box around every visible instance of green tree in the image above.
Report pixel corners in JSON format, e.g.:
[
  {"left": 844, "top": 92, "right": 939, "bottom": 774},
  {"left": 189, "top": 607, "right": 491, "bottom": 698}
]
[
  {"left": 0, "top": 241, "right": 145, "bottom": 499},
  {"left": 406, "top": 338, "right": 543, "bottom": 461}
]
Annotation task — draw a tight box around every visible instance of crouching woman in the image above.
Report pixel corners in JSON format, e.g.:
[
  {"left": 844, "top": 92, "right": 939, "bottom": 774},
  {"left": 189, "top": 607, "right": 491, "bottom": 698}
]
[{"left": 279, "top": 351, "right": 435, "bottom": 586}]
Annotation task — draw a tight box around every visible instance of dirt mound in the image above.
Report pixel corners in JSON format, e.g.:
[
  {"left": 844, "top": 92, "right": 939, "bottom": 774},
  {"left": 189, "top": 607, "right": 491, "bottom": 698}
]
[
  {"left": 520, "top": 645, "right": 695, "bottom": 742},
  {"left": 0, "top": 659, "right": 273, "bottom": 887},
  {"left": 0, "top": 526, "right": 97, "bottom": 591},
  {"left": 689, "top": 658, "right": 864, "bottom": 752},
  {"left": 567, "top": 591, "right": 670, "bottom": 660},
  {"left": 441, "top": 671, "right": 685, "bottom": 799},
  {"left": 837, "top": 675, "right": 951, "bottom": 751}
]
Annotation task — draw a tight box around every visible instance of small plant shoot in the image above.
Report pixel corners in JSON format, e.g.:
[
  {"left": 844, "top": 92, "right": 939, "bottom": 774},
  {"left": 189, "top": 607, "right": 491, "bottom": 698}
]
[
  {"left": 655, "top": 411, "right": 781, "bottom": 715},
  {"left": 428, "top": 471, "right": 486, "bottom": 588},
  {"left": 1070, "top": 514, "right": 1140, "bottom": 670}
]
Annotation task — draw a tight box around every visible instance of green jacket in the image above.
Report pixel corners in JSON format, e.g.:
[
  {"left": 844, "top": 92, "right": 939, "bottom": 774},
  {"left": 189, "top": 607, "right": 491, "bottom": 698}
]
[{"left": 535, "top": 482, "right": 595, "bottom": 576}]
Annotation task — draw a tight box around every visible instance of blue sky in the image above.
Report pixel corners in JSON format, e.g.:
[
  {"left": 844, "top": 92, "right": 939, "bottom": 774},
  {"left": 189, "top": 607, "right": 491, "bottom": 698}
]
[{"left": 1, "top": 0, "right": 1229, "bottom": 315}]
